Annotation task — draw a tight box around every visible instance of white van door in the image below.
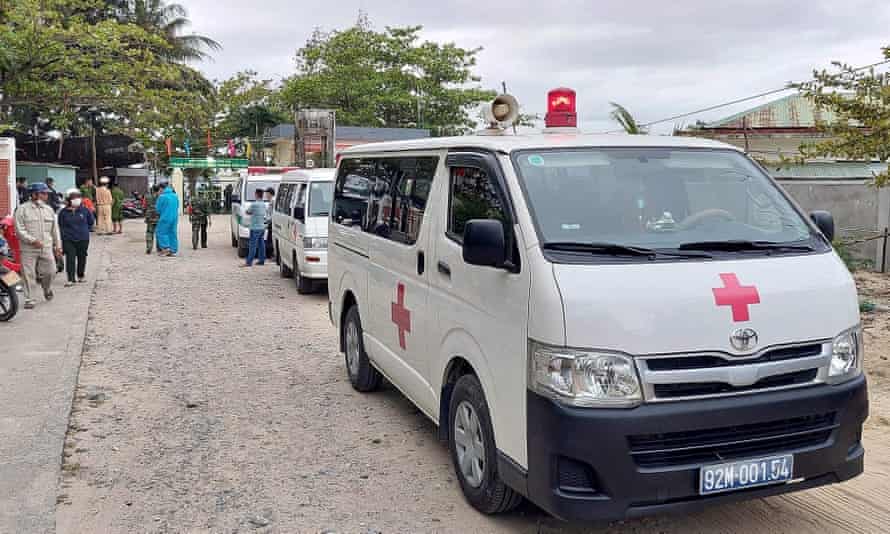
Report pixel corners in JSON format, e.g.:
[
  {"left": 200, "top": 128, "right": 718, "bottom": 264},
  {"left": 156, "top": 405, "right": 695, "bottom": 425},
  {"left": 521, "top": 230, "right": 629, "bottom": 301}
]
[
  {"left": 429, "top": 152, "right": 531, "bottom": 467},
  {"left": 364, "top": 156, "right": 440, "bottom": 416}
]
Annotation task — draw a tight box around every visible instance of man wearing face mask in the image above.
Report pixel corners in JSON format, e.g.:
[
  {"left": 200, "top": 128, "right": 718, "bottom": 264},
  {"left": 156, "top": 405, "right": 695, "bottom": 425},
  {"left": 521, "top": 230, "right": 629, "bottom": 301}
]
[
  {"left": 13, "top": 183, "right": 62, "bottom": 309},
  {"left": 58, "top": 189, "right": 94, "bottom": 286}
]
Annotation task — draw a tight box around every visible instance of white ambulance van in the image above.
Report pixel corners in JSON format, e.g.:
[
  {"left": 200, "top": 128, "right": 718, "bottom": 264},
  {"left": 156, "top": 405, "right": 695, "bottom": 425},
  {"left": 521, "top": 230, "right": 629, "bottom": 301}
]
[
  {"left": 327, "top": 92, "right": 867, "bottom": 521},
  {"left": 272, "top": 168, "right": 335, "bottom": 293}
]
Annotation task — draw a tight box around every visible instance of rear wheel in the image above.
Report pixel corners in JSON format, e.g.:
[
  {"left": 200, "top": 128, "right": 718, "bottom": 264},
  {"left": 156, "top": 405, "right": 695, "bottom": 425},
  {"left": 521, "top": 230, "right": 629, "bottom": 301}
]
[
  {"left": 449, "top": 374, "right": 522, "bottom": 514},
  {"left": 237, "top": 237, "right": 248, "bottom": 258},
  {"left": 0, "top": 281, "right": 18, "bottom": 322},
  {"left": 343, "top": 305, "right": 382, "bottom": 392},
  {"left": 231, "top": 233, "right": 237, "bottom": 248},
  {"left": 294, "top": 255, "right": 313, "bottom": 294},
  {"left": 279, "top": 247, "right": 292, "bottom": 278}
]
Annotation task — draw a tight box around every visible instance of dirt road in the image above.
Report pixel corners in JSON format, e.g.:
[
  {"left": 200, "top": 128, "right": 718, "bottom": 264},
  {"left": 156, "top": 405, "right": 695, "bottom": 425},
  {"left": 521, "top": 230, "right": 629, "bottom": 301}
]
[{"left": 57, "top": 218, "right": 890, "bottom": 533}]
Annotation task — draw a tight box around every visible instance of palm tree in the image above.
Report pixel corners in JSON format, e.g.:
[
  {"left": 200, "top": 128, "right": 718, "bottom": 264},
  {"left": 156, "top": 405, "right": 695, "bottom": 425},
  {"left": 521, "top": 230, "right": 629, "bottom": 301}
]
[
  {"left": 609, "top": 102, "right": 647, "bottom": 134},
  {"left": 115, "top": 0, "right": 221, "bottom": 62}
]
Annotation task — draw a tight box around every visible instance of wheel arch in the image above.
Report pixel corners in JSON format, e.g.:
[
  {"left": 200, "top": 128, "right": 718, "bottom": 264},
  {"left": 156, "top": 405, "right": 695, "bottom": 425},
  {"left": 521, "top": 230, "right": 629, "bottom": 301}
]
[{"left": 436, "top": 329, "right": 499, "bottom": 444}]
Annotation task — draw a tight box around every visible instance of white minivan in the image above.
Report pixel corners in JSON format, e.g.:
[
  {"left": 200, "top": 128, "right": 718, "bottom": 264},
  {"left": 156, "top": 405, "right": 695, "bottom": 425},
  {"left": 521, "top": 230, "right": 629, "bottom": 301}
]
[
  {"left": 230, "top": 174, "right": 281, "bottom": 258},
  {"left": 272, "top": 168, "right": 335, "bottom": 293},
  {"left": 328, "top": 129, "right": 867, "bottom": 520}
]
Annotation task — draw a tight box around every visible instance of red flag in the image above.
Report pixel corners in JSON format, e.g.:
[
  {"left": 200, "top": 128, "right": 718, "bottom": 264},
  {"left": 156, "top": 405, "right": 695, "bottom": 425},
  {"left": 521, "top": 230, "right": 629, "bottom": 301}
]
[
  {"left": 165, "top": 137, "right": 173, "bottom": 156},
  {"left": 227, "top": 139, "right": 236, "bottom": 157}
]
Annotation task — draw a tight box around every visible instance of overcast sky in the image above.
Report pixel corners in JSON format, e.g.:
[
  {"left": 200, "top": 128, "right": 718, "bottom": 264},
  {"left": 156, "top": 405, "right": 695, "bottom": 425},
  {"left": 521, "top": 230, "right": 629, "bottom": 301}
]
[{"left": 184, "top": 0, "right": 890, "bottom": 133}]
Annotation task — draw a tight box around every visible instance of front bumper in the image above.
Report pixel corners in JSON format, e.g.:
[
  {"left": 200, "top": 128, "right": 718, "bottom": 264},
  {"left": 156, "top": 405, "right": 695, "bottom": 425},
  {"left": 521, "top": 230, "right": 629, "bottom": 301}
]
[{"left": 523, "top": 375, "right": 868, "bottom": 522}]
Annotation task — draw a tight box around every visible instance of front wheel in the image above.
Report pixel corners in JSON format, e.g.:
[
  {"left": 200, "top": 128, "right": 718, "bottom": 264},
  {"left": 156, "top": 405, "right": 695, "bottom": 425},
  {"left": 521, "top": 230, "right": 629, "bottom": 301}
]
[
  {"left": 449, "top": 374, "right": 522, "bottom": 514},
  {"left": 237, "top": 237, "right": 248, "bottom": 258},
  {"left": 343, "top": 305, "right": 382, "bottom": 392},
  {"left": 0, "top": 281, "right": 19, "bottom": 322},
  {"left": 294, "top": 257, "right": 313, "bottom": 294}
]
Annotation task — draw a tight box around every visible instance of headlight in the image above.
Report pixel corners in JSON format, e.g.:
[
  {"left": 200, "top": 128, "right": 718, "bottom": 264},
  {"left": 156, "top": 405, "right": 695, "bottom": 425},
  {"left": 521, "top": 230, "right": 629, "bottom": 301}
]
[
  {"left": 303, "top": 237, "right": 328, "bottom": 249},
  {"left": 828, "top": 325, "right": 863, "bottom": 384},
  {"left": 529, "top": 341, "right": 642, "bottom": 407}
]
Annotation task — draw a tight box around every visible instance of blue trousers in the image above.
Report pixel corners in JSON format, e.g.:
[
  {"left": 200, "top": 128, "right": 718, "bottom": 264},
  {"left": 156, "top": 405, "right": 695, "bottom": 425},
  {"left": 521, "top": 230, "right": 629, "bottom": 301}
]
[
  {"left": 246, "top": 229, "right": 266, "bottom": 265},
  {"left": 156, "top": 220, "right": 179, "bottom": 254}
]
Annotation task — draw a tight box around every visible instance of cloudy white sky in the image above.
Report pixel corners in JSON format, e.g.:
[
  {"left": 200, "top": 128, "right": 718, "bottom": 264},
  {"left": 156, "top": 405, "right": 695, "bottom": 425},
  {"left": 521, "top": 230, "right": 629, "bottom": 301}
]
[{"left": 184, "top": 0, "right": 890, "bottom": 133}]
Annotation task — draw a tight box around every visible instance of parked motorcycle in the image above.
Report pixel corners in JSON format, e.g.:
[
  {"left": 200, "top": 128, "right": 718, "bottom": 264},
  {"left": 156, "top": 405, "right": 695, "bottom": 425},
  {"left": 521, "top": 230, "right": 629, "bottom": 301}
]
[
  {"left": 122, "top": 197, "right": 144, "bottom": 219},
  {"left": 0, "top": 260, "right": 20, "bottom": 322}
]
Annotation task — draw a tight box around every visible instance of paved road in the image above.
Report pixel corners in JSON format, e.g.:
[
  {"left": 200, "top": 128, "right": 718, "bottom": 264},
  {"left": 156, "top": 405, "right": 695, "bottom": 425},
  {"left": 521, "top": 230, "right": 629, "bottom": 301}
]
[
  {"left": 54, "top": 218, "right": 890, "bottom": 533},
  {"left": 0, "top": 236, "right": 108, "bottom": 534}
]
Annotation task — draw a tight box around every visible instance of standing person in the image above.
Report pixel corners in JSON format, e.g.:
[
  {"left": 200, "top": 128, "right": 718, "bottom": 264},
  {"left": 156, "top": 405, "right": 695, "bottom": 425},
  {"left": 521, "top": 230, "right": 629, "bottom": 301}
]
[
  {"left": 79, "top": 177, "right": 96, "bottom": 204},
  {"left": 189, "top": 195, "right": 211, "bottom": 250},
  {"left": 155, "top": 183, "right": 180, "bottom": 257},
  {"left": 264, "top": 187, "right": 275, "bottom": 256},
  {"left": 16, "top": 177, "right": 28, "bottom": 205},
  {"left": 13, "top": 183, "right": 62, "bottom": 309},
  {"left": 58, "top": 189, "right": 94, "bottom": 287},
  {"left": 224, "top": 183, "right": 233, "bottom": 211},
  {"left": 143, "top": 184, "right": 160, "bottom": 254},
  {"left": 45, "top": 178, "right": 63, "bottom": 212},
  {"left": 241, "top": 188, "right": 267, "bottom": 267},
  {"left": 95, "top": 177, "right": 113, "bottom": 235},
  {"left": 111, "top": 181, "right": 125, "bottom": 234}
]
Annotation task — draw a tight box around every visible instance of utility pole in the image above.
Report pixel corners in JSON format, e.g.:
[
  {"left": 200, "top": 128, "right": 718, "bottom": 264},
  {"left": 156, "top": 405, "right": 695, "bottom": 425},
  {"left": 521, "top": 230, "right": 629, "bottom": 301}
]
[{"left": 90, "top": 109, "right": 98, "bottom": 181}]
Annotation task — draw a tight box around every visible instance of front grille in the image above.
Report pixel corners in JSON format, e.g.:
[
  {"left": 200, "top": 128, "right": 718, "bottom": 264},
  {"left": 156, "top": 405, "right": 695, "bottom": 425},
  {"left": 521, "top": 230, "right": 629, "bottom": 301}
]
[
  {"left": 652, "top": 369, "right": 818, "bottom": 399},
  {"left": 638, "top": 342, "right": 828, "bottom": 401},
  {"left": 628, "top": 412, "right": 837, "bottom": 468},
  {"left": 646, "top": 344, "right": 822, "bottom": 371}
]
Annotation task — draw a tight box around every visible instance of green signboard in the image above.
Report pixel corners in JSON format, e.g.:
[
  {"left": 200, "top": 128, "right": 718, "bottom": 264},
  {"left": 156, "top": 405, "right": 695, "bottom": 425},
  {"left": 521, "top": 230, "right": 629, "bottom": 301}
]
[{"left": 169, "top": 157, "right": 248, "bottom": 169}]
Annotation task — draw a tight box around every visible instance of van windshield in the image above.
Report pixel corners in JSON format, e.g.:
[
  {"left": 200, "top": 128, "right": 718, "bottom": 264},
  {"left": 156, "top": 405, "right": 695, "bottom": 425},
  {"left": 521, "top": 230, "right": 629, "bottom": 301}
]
[
  {"left": 513, "top": 148, "right": 816, "bottom": 254},
  {"left": 308, "top": 182, "right": 333, "bottom": 217}
]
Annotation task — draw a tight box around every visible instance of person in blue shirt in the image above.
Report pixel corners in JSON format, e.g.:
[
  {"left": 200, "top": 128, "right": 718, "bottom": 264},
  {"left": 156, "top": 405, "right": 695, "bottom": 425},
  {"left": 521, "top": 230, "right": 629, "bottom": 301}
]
[
  {"left": 58, "top": 189, "right": 95, "bottom": 286},
  {"left": 155, "top": 183, "right": 180, "bottom": 257},
  {"left": 242, "top": 188, "right": 267, "bottom": 267}
]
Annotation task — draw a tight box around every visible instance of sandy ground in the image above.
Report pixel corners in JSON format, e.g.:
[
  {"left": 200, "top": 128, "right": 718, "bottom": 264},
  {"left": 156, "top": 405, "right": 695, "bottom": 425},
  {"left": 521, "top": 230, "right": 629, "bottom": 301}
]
[{"left": 56, "top": 218, "right": 890, "bottom": 533}]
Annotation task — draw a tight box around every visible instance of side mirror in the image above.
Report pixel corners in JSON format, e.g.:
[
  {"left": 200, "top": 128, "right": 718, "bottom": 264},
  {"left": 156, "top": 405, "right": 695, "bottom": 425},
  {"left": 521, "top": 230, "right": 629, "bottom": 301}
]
[
  {"left": 230, "top": 194, "right": 241, "bottom": 204},
  {"left": 810, "top": 210, "right": 835, "bottom": 242},
  {"left": 462, "top": 219, "right": 506, "bottom": 267}
]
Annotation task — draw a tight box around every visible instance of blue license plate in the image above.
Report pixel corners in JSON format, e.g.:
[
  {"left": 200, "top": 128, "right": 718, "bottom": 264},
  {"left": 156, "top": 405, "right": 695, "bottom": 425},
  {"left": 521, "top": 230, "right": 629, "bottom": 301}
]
[{"left": 699, "top": 454, "right": 793, "bottom": 495}]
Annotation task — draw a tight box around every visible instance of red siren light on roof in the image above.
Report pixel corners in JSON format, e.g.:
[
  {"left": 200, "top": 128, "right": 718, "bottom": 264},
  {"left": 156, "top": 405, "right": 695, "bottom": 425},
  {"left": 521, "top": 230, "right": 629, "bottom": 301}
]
[{"left": 545, "top": 87, "right": 577, "bottom": 128}]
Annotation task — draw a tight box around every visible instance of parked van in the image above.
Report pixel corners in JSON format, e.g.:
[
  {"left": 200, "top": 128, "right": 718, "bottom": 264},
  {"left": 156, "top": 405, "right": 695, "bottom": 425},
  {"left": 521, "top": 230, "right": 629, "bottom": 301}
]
[
  {"left": 272, "top": 168, "right": 335, "bottom": 293},
  {"left": 229, "top": 174, "right": 281, "bottom": 258},
  {"left": 327, "top": 97, "right": 867, "bottom": 521}
]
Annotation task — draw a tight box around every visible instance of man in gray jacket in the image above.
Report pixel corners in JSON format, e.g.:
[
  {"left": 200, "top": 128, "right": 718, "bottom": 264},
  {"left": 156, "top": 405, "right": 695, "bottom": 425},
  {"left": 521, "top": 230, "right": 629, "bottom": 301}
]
[{"left": 14, "top": 183, "right": 62, "bottom": 309}]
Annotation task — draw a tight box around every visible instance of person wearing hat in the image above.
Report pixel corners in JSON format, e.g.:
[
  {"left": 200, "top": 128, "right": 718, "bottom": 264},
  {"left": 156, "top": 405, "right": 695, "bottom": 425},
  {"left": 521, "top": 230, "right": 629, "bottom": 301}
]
[
  {"left": 58, "top": 189, "right": 95, "bottom": 286},
  {"left": 95, "top": 176, "right": 113, "bottom": 235},
  {"left": 13, "top": 182, "right": 62, "bottom": 309}
]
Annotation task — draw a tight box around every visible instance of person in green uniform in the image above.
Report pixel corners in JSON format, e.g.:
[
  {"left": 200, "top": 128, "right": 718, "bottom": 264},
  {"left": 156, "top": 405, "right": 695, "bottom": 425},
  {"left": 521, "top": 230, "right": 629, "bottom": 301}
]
[
  {"left": 111, "top": 182, "right": 125, "bottom": 234},
  {"left": 143, "top": 185, "right": 160, "bottom": 254},
  {"left": 189, "top": 195, "right": 211, "bottom": 250},
  {"left": 79, "top": 177, "right": 96, "bottom": 203}
]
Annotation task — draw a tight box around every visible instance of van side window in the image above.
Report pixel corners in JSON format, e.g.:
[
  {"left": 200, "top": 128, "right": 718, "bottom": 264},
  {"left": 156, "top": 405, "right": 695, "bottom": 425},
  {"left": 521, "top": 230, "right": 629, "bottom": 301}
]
[
  {"left": 333, "top": 158, "right": 373, "bottom": 227},
  {"left": 275, "top": 184, "right": 292, "bottom": 213},
  {"left": 293, "top": 184, "right": 307, "bottom": 219},
  {"left": 366, "top": 157, "right": 438, "bottom": 245},
  {"left": 448, "top": 166, "right": 508, "bottom": 242}
]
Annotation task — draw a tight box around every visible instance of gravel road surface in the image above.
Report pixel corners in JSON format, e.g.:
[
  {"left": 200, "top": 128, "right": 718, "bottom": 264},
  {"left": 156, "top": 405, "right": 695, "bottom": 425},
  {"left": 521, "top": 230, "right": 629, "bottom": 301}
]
[{"left": 57, "top": 218, "right": 890, "bottom": 533}]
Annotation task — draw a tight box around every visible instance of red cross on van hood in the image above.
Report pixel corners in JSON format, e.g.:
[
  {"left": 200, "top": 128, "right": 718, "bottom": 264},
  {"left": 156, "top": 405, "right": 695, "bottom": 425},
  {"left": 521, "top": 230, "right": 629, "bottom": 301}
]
[{"left": 549, "top": 252, "right": 858, "bottom": 355}]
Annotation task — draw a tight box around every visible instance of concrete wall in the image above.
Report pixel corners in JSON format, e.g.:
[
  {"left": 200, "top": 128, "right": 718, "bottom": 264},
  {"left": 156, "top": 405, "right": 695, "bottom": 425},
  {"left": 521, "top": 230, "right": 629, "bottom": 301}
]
[
  {"left": 777, "top": 179, "right": 889, "bottom": 268},
  {"left": 16, "top": 163, "right": 77, "bottom": 192}
]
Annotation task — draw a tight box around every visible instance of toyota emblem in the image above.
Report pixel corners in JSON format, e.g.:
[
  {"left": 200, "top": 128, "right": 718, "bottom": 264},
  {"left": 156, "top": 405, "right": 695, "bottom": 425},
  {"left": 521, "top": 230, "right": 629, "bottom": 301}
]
[{"left": 730, "top": 328, "right": 758, "bottom": 352}]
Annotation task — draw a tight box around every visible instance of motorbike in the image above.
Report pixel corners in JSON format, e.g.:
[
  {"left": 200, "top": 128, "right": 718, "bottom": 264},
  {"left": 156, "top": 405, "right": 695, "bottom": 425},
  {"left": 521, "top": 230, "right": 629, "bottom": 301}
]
[
  {"left": 122, "top": 197, "right": 144, "bottom": 219},
  {"left": 0, "top": 261, "right": 20, "bottom": 322}
]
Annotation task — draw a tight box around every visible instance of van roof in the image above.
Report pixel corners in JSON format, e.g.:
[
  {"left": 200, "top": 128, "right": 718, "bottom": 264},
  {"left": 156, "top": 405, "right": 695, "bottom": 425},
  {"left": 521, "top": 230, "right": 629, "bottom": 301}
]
[
  {"left": 338, "top": 132, "right": 741, "bottom": 155},
  {"left": 280, "top": 168, "right": 336, "bottom": 183}
]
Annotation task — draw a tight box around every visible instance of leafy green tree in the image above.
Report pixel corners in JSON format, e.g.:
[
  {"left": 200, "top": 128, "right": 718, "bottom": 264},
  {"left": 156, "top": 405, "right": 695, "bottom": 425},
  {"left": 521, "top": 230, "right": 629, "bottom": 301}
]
[
  {"left": 609, "top": 102, "right": 647, "bottom": 134},
  {"left": 280, "top": 13, "right": 495, "bottom": 136},
  {"left": 214, "top": 70, "right": 286, "bottom": 140},
  {"left": 794, "top": 46, "right": 890, "bottom": 185}
]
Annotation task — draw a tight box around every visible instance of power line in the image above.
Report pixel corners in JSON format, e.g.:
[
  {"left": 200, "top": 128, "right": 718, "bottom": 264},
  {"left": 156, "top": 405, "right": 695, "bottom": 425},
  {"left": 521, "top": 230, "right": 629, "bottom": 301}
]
[{"left": 597, "top": 57, "right": 890, "bottom": 133}]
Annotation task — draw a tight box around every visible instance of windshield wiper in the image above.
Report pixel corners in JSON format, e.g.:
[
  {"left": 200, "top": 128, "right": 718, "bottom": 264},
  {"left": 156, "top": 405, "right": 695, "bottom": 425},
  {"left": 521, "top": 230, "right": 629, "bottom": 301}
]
[
  {"left": 543, "top": 241, "right": 711, "bottom": 259},
  {"left": 678, "top": 240, "right": 814, "bottom": 252}
]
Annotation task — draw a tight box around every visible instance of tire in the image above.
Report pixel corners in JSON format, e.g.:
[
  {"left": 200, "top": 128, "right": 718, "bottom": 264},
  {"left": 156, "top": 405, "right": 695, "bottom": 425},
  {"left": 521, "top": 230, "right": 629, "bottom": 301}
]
[
  {"left": 0, "top": 281, "right": 18, "bottom": 322},
  {"left": 278, "top": 248, "right": 292, "bottom": 278},
  {"left": 449, "top": 374, "right": 522, "bottom": 515},
  {"left": 237, "top": 237, "right": 248, "bottom": 258},
  {"left": 343, "top": 305, "right": 382, "bottom": 392},
  {"left": 231, "top": 233, "right": 238, "bottom": 248},
  {"left": 294, "top": 256, "right": 313, "bottom": 294}
]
